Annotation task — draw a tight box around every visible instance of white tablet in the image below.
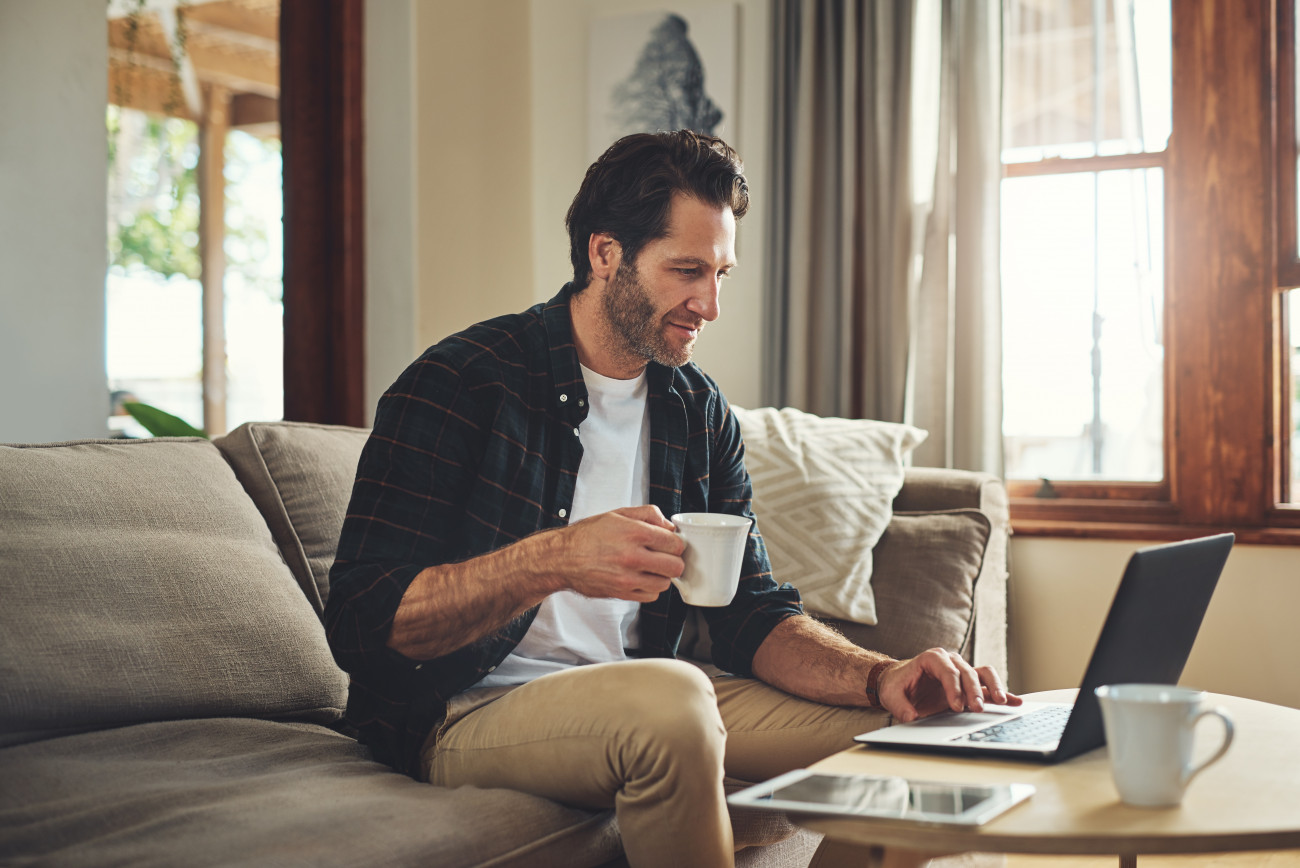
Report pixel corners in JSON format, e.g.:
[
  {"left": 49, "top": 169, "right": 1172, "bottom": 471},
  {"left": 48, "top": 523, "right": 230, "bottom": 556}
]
[{"left": 727, "top": 770, "right": 1034, "bottom": 827}]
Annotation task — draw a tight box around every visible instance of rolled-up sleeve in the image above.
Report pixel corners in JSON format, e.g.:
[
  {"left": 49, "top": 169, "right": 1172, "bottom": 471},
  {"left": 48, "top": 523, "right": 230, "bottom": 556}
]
[{"left": 324, "top": 354, "right": 484, "bottom": 679}]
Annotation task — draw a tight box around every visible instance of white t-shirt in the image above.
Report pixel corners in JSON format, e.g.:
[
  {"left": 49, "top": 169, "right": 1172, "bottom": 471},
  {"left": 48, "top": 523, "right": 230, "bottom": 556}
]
[{"left": 475, "top": 364, "right": 650, "bottom": 688}]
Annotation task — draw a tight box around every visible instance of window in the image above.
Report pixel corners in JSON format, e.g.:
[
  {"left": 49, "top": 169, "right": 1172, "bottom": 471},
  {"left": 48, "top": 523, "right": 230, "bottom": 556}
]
[
  {"left": 106, "top": 2, "right": 282, "bottom": 438},
  {"left": 1002, "top": 0, "right": 1298, "bottom": 542}
]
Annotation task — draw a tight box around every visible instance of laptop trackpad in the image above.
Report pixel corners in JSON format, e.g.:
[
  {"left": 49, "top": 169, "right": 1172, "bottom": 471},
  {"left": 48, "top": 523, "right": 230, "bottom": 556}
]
[
  {"left": 906, "top": 710, "right": 1015, "bottom": 729},
  {"left": 857, "top": 703, "right": 1039, "bottom": 745}
]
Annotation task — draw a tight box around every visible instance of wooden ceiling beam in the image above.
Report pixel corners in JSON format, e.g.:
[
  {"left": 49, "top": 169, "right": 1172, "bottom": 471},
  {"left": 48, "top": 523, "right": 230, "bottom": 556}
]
[
  {"left": 106, "top": 3, "right": 277, "bottom": 50},
  {"left": 182, "top": 2, "right": 278, "bottom": 42},
  {"left": 109, "top": 61, "right": 200, "bottom": 121},
  {"left": 109, "top": 45, "right": 177, "bottom": 77},
  {"left": 108, "top": 7, "right": 278, "bottom": 101},
  {"left": 155, "top": 2, "right": 204, "bottom": 118},
  {"left": 109, "top": 45, "right": 278, "bottom": 99},
  {"left": 108, "top": 17, "right": 173, "bottom": 60},
  {"left": 109, "top": 66, "right": 280, "bottom": 134},
  {"left": 185, "top": 19, "right": 279, "bottom": 56},
  {"left": 185, "top": 42, "right": 278, "bottom": 97}
]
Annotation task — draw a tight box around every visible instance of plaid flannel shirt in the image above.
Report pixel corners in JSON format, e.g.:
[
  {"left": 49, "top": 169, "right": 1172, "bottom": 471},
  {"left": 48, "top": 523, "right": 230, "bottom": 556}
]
[{"left": 324, "top": 285, "right": 803, "bottom": 776}]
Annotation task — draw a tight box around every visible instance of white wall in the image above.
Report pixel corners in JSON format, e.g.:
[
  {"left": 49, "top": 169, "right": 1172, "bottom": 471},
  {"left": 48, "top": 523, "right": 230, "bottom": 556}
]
[
  {"left": 365, "top": 0, "right": 419, "bottom": 420},
  {"left": 412, "top": 1, "right": 535, "bottom": 352},
  {"left": 0, "top": 1, "right": 110, "bottom": 442},
  {"left": 1009, "top": 537, "right": 1300, "bottom": 709}
]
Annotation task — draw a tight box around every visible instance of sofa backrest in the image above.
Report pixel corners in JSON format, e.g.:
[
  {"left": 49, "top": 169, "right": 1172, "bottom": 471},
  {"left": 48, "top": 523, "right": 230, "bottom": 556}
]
[
  {"left": 214, "top": 421, "right": 369, "bottom": 613},
  {"left": 214, "top": 416, "right": 1006, "bottom": 677},
  {"left": 0, "top": 438, "right": 349, "bottom": 749}
]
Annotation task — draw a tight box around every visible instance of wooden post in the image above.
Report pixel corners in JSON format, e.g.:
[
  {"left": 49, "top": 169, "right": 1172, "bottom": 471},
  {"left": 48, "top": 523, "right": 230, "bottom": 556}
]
[
  {"left": 199, "top": 85, "right": 231, "bottom": 435},
  {"left": 1168, "top": 0, "right": 1273, "bottom": 526},
  {"left": 280, "top": 0, "right": 366, "bottom": 427}
]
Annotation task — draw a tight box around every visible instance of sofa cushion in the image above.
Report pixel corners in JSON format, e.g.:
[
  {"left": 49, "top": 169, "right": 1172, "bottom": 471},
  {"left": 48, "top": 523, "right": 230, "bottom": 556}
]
[
  {"left": 214, "top": 421, "right": 369, "bottom": 612},
  {"left": 818, "top": 509, "right": 991, "bottom": 661},
  {"left": 0, "top": 718, "right": 621, "bottom": 868},
  {"left": 732, "top": 406, "right": 926, "bottom": 625},
  {"left": 0, "top": 438, "right": 349, "bottom": 748}
]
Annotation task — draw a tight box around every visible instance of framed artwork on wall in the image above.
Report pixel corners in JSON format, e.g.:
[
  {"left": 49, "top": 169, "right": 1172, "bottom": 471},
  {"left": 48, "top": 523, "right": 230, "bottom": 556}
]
[{"left": 587, "top": 4, "right": 738, "bottom": 160}]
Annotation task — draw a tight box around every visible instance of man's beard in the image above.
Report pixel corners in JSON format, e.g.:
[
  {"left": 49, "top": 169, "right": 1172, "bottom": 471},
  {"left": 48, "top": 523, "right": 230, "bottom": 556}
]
[{"left": 602, "top": 259, "right": 699, "bottom": 368}]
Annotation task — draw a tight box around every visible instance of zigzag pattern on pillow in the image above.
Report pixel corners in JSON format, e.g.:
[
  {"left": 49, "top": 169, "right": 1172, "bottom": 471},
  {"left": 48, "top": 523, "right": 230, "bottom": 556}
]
[{"left": 732, "top": 406, "right": 927, "bottom": 625}]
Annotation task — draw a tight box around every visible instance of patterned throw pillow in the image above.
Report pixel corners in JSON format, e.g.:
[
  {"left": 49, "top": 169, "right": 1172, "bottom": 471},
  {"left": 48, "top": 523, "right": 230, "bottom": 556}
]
[{"left": 731, "top": 406, "right": 927, "bottom": 625}]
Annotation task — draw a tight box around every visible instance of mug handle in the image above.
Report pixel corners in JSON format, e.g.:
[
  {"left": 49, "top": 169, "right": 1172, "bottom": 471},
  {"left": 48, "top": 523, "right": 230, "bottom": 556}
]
[
  {"left": 669, "top": 527, "right": 686, "bottom": 585},
  {"left": 1182, "top": 706, "right": 1235, "bottom": 787}
]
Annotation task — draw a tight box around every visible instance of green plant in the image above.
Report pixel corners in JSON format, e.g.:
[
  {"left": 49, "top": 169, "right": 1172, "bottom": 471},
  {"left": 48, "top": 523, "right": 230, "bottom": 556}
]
[{"left": 123, "top": 401, "right": 207, "bottom": 438}]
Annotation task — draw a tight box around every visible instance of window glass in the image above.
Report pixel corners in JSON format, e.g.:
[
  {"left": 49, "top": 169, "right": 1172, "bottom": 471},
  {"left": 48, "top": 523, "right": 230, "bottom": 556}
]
[
  {"left": 1002, "top": 169, "right": 1164, "bottom": 481},
  {"left": 107, "top": 108, "right": 204, "bottom": 437},
  {"left": 106, "top": 111, "right": 283, "bottom": 437},
  {"left": 1003, "top": 0, "right": 1171, "bottom": 163},
  {"left": 223, "top": 130, "right": 284, "bottom": 430}
]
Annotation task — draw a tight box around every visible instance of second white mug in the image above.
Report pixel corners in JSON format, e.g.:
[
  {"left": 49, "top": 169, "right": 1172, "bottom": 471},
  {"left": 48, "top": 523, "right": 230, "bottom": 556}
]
[
  {"left": 669, "top": 512, "right": 752, "bottom": 607},
  {"left": 1094, "top": 683, "right": 1234, "bottom": 807}
]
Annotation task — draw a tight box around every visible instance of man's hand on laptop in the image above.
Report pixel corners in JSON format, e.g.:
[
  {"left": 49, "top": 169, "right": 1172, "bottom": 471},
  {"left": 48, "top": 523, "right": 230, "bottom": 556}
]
[{"left": 878, "top": 648, "right": 1022, "bottom": 723}]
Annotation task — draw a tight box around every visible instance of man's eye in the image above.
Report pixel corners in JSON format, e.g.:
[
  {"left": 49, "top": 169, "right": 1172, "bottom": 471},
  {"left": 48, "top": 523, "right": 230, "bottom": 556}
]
[{"left": 677, "top": 268, "right": 699, "bottom": 276}]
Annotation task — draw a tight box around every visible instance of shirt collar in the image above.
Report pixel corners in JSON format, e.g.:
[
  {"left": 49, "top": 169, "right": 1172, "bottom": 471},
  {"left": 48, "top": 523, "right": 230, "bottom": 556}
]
[
  {"left": 543, "top": 283, "right": 680, "bottom": 408},
  {"left": 542, "top": 284, "right": 586, "bottom": 411}
]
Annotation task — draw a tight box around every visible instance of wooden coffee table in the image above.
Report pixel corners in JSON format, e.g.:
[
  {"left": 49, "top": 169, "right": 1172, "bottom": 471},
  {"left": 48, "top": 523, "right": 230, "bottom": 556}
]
[{"left": 797, "top": 690, "right": 1300, "bottom": 867}]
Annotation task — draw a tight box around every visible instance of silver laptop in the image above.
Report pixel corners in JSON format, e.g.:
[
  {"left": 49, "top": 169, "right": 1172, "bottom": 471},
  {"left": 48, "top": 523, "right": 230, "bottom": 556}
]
[{"left": 855, "top": 533, "right": 1234, "bottom": 763}]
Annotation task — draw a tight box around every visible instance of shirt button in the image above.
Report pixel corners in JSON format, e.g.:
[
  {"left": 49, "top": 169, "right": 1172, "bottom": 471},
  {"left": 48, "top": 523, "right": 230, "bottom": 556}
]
[
  {"left": 486, "top": 665, "right": 497, "bottom": 673},
  {"left": 573, "top": 427, "right": 580, "bottom": 437},
  {"left": 414, "top": 664, "right": 423, "bottom": 671},
  {"left": 578, "top": 399, "right": 586, "bottom": 407},
  {"left": 558, "top": 508, "right": 568, "bottom": 518},
  {"left": 559, "top": 393, "right": 568, "bottom": 403}
]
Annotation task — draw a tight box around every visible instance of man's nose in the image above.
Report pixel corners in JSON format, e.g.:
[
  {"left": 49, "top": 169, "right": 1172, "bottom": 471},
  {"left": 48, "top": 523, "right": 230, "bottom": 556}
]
[{"left": 685, "top": 277, "right": 722, "bottom": 322}]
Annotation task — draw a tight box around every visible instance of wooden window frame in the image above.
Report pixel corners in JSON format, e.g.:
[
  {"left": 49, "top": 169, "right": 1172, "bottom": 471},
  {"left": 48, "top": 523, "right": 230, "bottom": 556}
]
[
  {"left": 280, "top": 0, "right": 367, "bottom": 428},
  {"left": 1009, "top": 0, "right": 1300, "bottom": 545},
  {"left": 1278, "top": 0, "right": 1300, "bottom": 288}
]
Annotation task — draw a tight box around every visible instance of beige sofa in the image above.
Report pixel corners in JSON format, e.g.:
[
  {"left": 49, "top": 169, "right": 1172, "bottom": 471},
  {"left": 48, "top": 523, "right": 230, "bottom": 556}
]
[{"left": 0, "top": 419, "right": 1009, "bottom": 867}]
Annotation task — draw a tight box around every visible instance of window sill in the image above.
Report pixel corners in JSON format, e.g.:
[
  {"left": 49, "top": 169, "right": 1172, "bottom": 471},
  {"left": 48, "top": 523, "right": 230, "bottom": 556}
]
[{"left": 1011, "top": 517, "right": 1300, "bottom": 546}]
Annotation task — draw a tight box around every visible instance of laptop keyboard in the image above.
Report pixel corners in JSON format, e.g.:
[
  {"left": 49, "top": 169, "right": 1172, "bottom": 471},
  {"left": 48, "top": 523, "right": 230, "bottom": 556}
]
[{"left": 951, "top": 705, "right": 1071, "bottom": 745}]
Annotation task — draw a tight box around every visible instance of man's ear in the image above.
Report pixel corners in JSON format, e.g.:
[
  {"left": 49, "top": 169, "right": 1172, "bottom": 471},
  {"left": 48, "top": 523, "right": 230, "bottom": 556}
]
[{"left": 588, "top": 233, "right": 621, "bottom": 282}]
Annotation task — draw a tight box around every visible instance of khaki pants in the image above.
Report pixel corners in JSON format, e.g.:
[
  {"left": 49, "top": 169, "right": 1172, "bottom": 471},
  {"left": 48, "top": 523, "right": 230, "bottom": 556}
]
[{"left": 420, "top": 659, "right": 890, "bottom": 868}]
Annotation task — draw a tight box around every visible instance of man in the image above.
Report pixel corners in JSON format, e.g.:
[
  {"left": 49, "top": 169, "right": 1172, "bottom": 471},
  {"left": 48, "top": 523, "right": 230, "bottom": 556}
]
[{"left": 326, "top": 131, "right": 1018, "bottom": 868}]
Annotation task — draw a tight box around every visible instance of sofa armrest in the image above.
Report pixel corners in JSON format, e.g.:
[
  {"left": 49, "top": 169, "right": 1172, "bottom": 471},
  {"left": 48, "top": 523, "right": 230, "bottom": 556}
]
[
  {"left": 894, "top": 467, "right": 1010, "bottom": 680},
  {"left": 893, "top": 466, "right": 1008, "bottom": 515}
]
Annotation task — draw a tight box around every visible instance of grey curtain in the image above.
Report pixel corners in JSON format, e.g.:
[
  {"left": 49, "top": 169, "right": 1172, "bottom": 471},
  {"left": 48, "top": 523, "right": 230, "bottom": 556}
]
[{"left": 763, "top": 0, "right": 1003, "bottom": 474}]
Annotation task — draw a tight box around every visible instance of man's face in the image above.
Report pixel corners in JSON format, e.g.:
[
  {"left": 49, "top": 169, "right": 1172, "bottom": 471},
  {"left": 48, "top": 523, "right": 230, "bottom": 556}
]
[{"left": 600, "top": 194, "right": 737, "bottom": 369}]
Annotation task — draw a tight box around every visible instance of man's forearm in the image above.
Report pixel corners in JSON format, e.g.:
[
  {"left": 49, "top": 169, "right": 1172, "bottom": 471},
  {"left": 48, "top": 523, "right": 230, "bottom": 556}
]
[
  {"left": 385, "top": 506, "right": 683, "bottom": 661},
  {"left": 750, "top": 614, "right": 894, "bottom": 707},
  {"left": 386, "top": 531, "right": 562, "bottom": 660}
]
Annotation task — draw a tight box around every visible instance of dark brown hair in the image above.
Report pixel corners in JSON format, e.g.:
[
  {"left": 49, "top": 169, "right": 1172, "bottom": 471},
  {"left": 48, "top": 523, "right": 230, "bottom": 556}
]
[{"left": 565, "top": 131, "right": 749, "bottom": 289}]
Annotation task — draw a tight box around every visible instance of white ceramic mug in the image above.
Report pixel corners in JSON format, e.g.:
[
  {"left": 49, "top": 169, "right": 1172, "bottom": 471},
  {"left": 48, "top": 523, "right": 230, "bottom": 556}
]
[
  {"left": 1094, "top": 684, "right": 1235, "bottom": 807},
  {"left": 669, "top": 513, "right": 752, "bottom": 606}
]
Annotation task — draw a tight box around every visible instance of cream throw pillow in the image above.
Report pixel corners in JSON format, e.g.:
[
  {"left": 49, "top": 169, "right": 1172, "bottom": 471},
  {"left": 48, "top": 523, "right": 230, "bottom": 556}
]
[{"left": 731, "top": 406, "right": 927, "bottom": 625}]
